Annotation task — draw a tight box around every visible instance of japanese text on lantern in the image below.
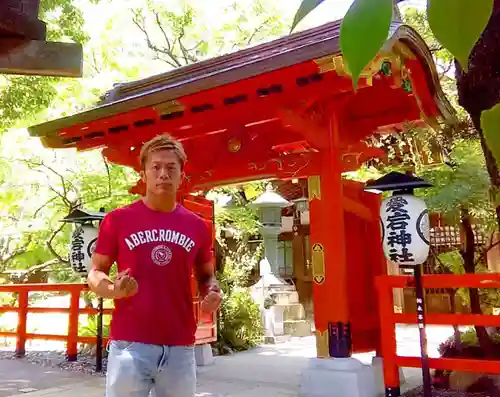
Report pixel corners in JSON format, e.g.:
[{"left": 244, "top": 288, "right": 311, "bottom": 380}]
[
  {"left": 70, "top": 227, "right": 86, "bottom": 273},
  {"left": 385, "top": 196, "right": 414, "bottom": 263}
]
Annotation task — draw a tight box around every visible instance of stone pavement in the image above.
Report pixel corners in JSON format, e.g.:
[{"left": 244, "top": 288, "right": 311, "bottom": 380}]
[
  {"left": 2, "top": 342, "right": 309, "bottom": 397},
  {"left": 0, "top": 325, "right": 459, "bottom": 397},
  {"left": 0, "top": 359, "right": 84, "bottom": 397}
]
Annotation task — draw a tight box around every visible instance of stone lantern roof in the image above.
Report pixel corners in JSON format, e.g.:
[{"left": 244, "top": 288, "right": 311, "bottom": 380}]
[{"left": 250, "top": 183, "right": 291, "bottom": 209}]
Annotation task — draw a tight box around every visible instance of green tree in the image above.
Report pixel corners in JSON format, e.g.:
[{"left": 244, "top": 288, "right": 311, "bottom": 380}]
[
  {"left": 0, "top": 0, "right": 90, "bottom": 132},
  {"left": 0, "top": 128, "right": 139, "bottom": 280},
  {"left": 0, "top": 0, "right": 288, "bottom": 351},
  {"left": 292, "top": 1, "right": 500, "bottom": 183},
  {"left": 131, "top": 0, "right": 290, "bottom": 66},
  {"left": 456, "top": 2, "right": 500, "bottom": 229},
  {"left": 350, "top": 7, "right": 498, "bottom": 354},
  {"left": 404, "top": 7, "right": 500, "bottom": 353}
]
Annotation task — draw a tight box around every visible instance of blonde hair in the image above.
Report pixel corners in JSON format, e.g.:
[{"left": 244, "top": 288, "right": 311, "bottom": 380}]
[{"left": 139, "top": 134, "right": 187, "bottom": 170}]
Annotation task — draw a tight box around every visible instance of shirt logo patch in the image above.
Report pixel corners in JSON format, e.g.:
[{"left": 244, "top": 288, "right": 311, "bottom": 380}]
[{"left": 151, "top": 245, "right": 172, "bottom": 266}]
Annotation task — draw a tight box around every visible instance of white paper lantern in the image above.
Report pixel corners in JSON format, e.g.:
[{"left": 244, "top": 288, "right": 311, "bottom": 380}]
[
  {"left": 69, "top": 224, "right": 98, "bottom": 275},
  {"left": 380, "top": 194, "right": 430, "bottom": 266}
]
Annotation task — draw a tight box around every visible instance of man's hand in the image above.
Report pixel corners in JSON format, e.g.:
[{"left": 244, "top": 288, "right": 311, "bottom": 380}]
[
  {"left": 200, "top": 281, "right": 221, "bottom": 313},
  {"left": 113, "top": 268, "right": 138, "bottom": 299}
]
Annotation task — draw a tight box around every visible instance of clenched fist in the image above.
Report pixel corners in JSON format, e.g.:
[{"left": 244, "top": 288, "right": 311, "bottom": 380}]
[
  {"left": 200, "top": 282, "right": 221, "bottom": 313},
  {"left": 113, "top": 268, "right": 138, "bottom": 299}
]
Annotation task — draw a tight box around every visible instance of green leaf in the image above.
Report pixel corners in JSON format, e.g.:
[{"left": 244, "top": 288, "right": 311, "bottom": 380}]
[
  {"left": 481, "top": 104, "right": 500, "bottom": 166},
  {"left": 290, "top": 0, "right": 327, "bottom": 32},
  {"left": 340, "top": 0, "right": 393, "bottom": 88},
  {"left": 427, "top": 0, "right": 493, "bottom": 72}
]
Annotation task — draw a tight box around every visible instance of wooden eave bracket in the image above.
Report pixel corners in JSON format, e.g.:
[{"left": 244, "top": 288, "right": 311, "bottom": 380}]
[
  {"left": 0, "top": 3, "right": 83, "bottom": 77},
  {"left": 0, "top": 5, "right": 46, "bottom": 40},
  {"left": 0, "top": 38, "right": 83, "bottom": 77}
]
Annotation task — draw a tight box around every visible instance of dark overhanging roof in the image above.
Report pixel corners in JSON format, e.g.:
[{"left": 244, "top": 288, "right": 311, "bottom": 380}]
[
  {"left": 28, "top": 18, "right": 455, "bottom": 139},
  {"left": 61, "top": 208, "right": 106, "bottom": 223}
]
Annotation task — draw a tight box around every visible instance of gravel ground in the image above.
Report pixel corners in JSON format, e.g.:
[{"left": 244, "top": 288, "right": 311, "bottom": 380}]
[
  {"left": 403, "top": 386, "right": 499, "bottom": 397},
  {"left": 0, "top": 349, "right": 107, "bottom": 376}
]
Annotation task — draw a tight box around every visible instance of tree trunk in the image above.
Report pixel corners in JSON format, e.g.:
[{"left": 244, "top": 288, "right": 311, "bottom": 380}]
[
  {"left": 448, "top": 288, "right": 462, "bottom": 352},
  {"left": 456, "top": 1, "right": 500, "bottom": 229},
  {"left": 460, "top": 208, "right": 495, "bottom": 353},
  {"left": 473, "top": 113, "right": 500, "bottom": 230}
]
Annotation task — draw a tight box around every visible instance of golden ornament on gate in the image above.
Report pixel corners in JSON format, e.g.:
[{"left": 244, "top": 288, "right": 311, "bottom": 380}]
[{"left": 228, "top": 138, "right": 241, "bottom": 153}]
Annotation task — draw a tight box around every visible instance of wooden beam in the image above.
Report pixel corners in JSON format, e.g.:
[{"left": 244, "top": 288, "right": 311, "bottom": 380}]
[
  {"left": 0, "top": 39, "right": 82, "bottom": 77},
  {"left": 128, "top": 152, "right": 322, "bottom": 195},
  {"left": 278, "top": 109, "right": 329, "bottom": 150},
  {"left": 341, "top": 196, "right": 373, "bottom": 221},
  {"left": 2, "top": 1, "right": 41, "bottom": 19},
  {"left": 0, "top": 2, "right": 46, "bottom": 40},
  {"left": 341, "top": 144, "right": 385, "bottom": 172}
]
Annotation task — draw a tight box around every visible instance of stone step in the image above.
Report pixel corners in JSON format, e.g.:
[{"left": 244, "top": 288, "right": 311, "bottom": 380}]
[
  {"left": 275, "top": 303, "right": 306, "bottom": 321},
  {"left": 273, "top": 291, "right": 300, "bottom": 305},
  {"left": 284, "top": 320, "right": 313, "bottom": 337},
  {"left": 263, "top": 334, "right": 292, "bottom": 344},
  {"left": 268, "top": 284, "right": 296, "bottom": 292}
]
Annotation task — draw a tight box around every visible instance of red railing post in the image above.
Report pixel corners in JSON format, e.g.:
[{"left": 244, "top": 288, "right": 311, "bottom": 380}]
[
  {"left": 377, "top": 277, "right": 400, "bottom": 397},
  {"left": 67, "top": 289, "right": 80, "bottom": 361},
  {"left": 15, "top": 290, "right": 28, "bottom": 357}
]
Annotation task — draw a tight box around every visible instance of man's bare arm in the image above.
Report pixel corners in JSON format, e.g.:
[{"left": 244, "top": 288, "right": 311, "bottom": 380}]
[{"left": 87, "top": 253, "right": 116, "bottom": 299}]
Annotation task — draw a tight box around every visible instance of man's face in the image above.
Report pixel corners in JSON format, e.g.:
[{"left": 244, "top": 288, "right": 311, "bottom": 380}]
[{"left": 141, "top": 150, "right": 183, "bottom": 196}]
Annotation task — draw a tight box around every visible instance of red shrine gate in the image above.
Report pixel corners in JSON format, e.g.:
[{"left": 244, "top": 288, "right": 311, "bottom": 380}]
[
  {"left": 29, "top": 20, "right": 454, "bottom": 361},
  {"left": 182, "top": 194, "right": 217, "bottom": 344}
]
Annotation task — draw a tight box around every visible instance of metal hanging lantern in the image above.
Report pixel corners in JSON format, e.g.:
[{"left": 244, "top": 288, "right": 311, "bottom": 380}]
[
  {"left": 293, "top": 196, "right": 309, "bottom": 213},
  {"left": 61, "top": 208, "right": 106, "bottom": 276}
]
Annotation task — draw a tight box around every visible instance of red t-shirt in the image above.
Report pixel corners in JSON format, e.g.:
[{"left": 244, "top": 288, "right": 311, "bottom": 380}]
[{"left": 94, "top": 200, "right": 212, "bottom": 346}]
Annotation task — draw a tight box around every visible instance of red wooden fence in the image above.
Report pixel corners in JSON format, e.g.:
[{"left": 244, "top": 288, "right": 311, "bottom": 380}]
[
  {"left": 376, "top": 274, "right": 500, "bottom": 392},
  {"left": 0, "top": 283, "right": 216, "bottom": 360}
]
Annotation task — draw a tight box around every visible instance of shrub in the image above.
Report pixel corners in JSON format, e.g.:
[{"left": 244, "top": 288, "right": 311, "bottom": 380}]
[
  {"left": 79, "top": 314, "right": 111, "bottom": 339},
  {"left": 216, "top": 288, "right": 262, "bottom": 352},
  {"left": 438, "top": 327, "right": 500, "bottom": 358},
  {"left": 78, "top": 312, "right": 111, "bottom": 356},
  {"left": 434, "top": 328, "right": 500, "bottom": 391},
  {"left": 214, "top": 249, "right": 263, "bottom": 354}
]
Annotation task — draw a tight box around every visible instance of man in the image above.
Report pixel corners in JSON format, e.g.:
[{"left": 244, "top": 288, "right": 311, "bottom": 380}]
[{"left": 88, "top": 134, "right": 221, "bottom": 397}]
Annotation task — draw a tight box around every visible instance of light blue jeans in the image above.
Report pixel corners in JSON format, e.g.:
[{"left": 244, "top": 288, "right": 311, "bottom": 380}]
[{"left": 106, "top": 340, "right": 196, "bottom": 397}]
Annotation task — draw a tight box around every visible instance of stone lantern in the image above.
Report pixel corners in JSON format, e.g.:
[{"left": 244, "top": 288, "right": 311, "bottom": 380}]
[
  {"left": 250, "top": 183, "right": 291, "bottom": 275},
  {"left": 249, "top": 183, "right": 295, "bottom": 343}
]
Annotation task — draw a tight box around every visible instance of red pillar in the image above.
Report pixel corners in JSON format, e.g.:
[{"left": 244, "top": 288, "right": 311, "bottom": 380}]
[
  {"left": 308, "top": 103, "right": 350, "bottom": 358},
  {"left": 16, "top": 290, "right": 29, "bottom": 357},
  {"left": 67, "top": 290, "right": 80, "bottom": 361}
]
